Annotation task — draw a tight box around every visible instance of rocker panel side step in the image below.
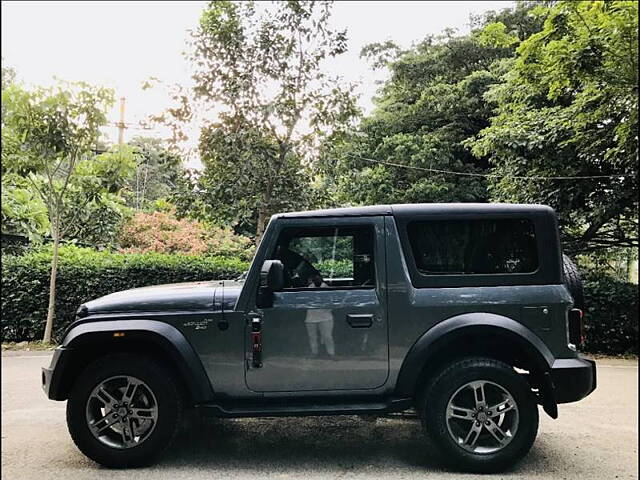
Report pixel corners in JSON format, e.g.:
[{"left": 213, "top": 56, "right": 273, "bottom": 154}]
[{"left": 196, "top": 397, "right": 413, "bottom": 418}]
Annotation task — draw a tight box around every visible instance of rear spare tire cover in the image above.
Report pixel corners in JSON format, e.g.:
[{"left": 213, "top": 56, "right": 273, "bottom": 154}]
[{"left": 562, "top": 254, "right": 585, "bottom": 310}]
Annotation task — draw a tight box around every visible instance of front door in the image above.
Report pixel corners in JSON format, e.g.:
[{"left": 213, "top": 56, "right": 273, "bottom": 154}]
[{"left": 245, "top": 218, "right": 389, "bottom": 392}]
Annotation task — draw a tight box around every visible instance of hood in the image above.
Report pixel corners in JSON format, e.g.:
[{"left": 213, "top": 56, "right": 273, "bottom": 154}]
[{"left": 83, "top": 280, "right": 243, "bottom": 315}]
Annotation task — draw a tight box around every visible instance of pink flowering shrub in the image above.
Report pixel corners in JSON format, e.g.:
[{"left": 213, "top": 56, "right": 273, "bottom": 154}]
[{"left": 119, "top": 210, "right": 254, "bottom": 260}]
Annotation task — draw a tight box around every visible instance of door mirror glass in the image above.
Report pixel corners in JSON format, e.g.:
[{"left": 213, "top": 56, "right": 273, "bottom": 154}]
[
  {"left": 257, "top": 260, "right": 284, "bottom": 309},
  {"left": 260, "top": 260, "right": 284, "bottom": 290}
]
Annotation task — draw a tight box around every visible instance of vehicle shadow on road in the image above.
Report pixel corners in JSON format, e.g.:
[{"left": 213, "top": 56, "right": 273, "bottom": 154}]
[
  {"left": 162, "top": 414, "right": 441, "bottom": 471},
  {"left": 153, "top": 413, "right": 557, "bottom": 475}
]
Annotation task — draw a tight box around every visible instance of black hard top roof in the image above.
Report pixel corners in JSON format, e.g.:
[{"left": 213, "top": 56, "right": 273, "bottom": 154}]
[{"left": 274, "top": 203, "right": 555, "bottom": 219}]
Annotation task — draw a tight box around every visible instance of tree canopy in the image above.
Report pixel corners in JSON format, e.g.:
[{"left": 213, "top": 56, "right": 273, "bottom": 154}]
[
  {"left": 319, "top": 0, "right": 637, "bottom": 254},
  {"left": 1, "top": 1, "right": 637, "bottom": 264},
  {"left": 126, "top": 136, "right": 185, "bottom": 210},
  {"left": 157, "top": 0, "right": 359, "bottom": 238},
  {"left": 1, "top": 82, "right": 136, "bottom": 246},
  {"left": 469, "top": 0, "right": 638, "bottom": 253},
  {"left": 319, "top": 2, "right": 544, "bottom": 207}
]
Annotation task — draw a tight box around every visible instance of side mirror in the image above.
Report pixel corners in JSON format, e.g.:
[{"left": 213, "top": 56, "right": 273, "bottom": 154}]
[
  {"left": 257, "top": 260, "right": 284, "bottom": 308},
  {"left": 260, "top": 260, "right": 284, "bottom": 290}
]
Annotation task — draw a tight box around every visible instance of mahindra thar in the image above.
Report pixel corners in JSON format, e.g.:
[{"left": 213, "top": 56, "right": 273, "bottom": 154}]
[{"left": 42, "top": 203, "right": 596, "bottom": 472}]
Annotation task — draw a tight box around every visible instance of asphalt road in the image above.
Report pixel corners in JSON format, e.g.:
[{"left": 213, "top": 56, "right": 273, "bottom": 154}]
[{"left": 1, "top": 352, "right": 637, "bottom": 480}]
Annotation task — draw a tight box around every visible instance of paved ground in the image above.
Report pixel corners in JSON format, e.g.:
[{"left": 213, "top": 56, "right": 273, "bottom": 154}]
[{"left": 1, "top": 352, "right": 637, "bottom": 480}]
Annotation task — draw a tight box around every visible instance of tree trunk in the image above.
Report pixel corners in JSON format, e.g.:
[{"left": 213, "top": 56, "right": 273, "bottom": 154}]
[
  {"left": 255, "top": 187, "right": 273, "bottom": 245},
  {"left": 43, "top": 227, "right": 60, "bottom": 344},
  {"left": 256, "top": 204, "right": 270, "bottom": 245}
]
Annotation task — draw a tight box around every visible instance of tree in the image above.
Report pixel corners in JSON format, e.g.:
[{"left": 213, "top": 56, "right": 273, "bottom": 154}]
[
  {"left": 198, "top": 122, "right": 310, "bottom": 237},
  {"left": 320, "top": 2, "right": 544, "bottom": 206},
  {"left": 1, "top": 81, "right": 134, "bottom": 343},
  {"left": 60, "top": 147, "right": 136, "bottom": 246},
  {"left": 469, "top": 0, "right": 638, "bottom": 253},
  {"left": 2, "top": 149, "right": 135, "bottom": 248},
  {"left": 126, "top": 137, "right": 185, "bottom": 210},
  {"left": 1, "top": 64, "right": 53, "bottom": 245},
  {"left": 1, "top": 174, "right": 50, "bottom": 241},
  {"left": 158, "top": 1, "right": 359, "bottom": 239}
]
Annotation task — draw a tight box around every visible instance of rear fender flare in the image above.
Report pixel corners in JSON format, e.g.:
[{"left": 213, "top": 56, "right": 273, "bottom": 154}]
[{"left": 395, "top": 312, "right": 555, "bottom": 398}]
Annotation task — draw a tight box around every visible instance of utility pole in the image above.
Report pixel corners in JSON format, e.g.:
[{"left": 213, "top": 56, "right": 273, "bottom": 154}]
[
  {"left": 108, "top": 96, "right": 151, "bottom": 147},
  {"left": 117, "top": 97, "right": 126, "bottom": 145}
]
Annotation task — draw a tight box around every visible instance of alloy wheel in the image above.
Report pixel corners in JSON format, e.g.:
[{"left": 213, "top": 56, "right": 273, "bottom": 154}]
[
  {"left": 445, "top": 380, "right": 519, "bottom": 454},
  {"left": 85, "top": 375, "right": 158, "bottom": 449}
]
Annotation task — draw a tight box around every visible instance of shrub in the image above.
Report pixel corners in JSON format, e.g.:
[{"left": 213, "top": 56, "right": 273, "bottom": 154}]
[
  {"left": 582, "top": 273, "right": 638, "bottom": 355},
  {"left": 118, "top": 210, "right": 255, "bottom": 261},
  {"left": 316, "top": 259, "right": 353, "bottom": 279},
  {"left": 1, "top": 244, "right": 249, "bottom": 342}
]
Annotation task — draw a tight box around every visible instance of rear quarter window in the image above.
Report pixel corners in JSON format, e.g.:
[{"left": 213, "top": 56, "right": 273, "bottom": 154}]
[{"left": 407, "top": 218, "right": 538, "bottom": 275}]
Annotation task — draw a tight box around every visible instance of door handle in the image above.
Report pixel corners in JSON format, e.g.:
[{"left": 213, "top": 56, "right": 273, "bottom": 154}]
[{"left": 347, "top": 314, "right": 373, "bottom": 328}]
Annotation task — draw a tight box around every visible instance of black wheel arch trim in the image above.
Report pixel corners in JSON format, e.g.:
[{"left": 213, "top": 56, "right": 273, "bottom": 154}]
[
  {"left": 395, "top": 312, "right": 555, "bottom": 398},
  {"left": 58, "top": 319, "right": 214, "bottom": 403}
]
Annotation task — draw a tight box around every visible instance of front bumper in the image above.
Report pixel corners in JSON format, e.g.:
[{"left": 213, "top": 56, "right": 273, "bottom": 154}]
[
  {"left": 41, "top": 346, "right": 75, "bottom": 400},
  {"left": 550, "top": 356, "right": 597, "bottom": 404}
]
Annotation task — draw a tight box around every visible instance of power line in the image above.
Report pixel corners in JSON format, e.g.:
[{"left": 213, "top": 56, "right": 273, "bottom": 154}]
[{"left": 346, "top": 153, "right": 636, "bottom": 181}]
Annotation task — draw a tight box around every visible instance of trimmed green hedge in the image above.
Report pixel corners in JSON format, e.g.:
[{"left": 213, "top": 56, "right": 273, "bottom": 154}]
[
  {"left": 1, "top": 245, "right": 249, "bottom": 342},
  {"left": 582, "top": 274, "right": 638, "bottom": 355},
  {"left": 2, "top": 246, "right": 638, "bottom": 355},
  {"left": 316, "top": 259, "right": 353, "bottom": 279}
]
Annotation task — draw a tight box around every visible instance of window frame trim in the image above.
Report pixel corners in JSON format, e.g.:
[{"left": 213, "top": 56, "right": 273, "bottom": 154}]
[
  {"left": 394, "top": 211, "right": 560, "bottom": 288},
  {"left": 405, "top": 217, "right": 541, "bottom": 277},
  {"left": 269, "top": 221, "right": 380, "bottom": 292}
]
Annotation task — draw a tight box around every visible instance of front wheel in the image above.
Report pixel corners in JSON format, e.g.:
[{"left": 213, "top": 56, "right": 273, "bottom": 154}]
[
  {"left": 66, "top": 353, "right": 182, "bottom": 468},
  {"left": 421, "top": 357, "right": 538, "bottom": 473}
]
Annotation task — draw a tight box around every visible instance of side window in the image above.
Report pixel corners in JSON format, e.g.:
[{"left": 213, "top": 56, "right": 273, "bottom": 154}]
[
  {"left": 272, "top": 226, "right": 375, "bottom": 289},
  {"left": 407, "top": 218, "right": 538, "bottom": 275}
]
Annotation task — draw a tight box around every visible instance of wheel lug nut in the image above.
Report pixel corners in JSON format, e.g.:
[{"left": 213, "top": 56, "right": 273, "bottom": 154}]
[
  {"left": 113, "top": 413, "right": 118, "bottom": 417},
  {"left": 476, "top": 421, "right": 480, "bottom": 426},
  {"left": 485, "top": 421, "right": 490, "bottom": 425}
]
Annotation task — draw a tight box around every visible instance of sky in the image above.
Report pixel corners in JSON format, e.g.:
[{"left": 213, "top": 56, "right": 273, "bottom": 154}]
[{"left": 1, "top": 0, "right": 513, "bottom": 168}]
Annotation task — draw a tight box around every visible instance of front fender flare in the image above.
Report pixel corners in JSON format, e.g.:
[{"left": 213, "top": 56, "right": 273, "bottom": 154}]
[
  {"left": 395, "top": 312, "right": 555, "bottom": 398},
  {"left": 61, "top": 319, "right": 214, "bottom": 403}
]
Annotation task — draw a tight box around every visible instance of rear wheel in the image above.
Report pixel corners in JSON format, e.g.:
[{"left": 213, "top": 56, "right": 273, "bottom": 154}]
[
  {"left": 421, "top": 357, "right": 538, "bottom": 473},
  {"left": 67, "top": 353, "right": 182, "bottom": 468}
]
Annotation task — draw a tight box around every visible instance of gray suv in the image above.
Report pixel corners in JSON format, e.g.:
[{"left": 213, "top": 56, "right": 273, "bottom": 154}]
[{"left": 42, "top": 203, "right": 596, "bottom": 472}]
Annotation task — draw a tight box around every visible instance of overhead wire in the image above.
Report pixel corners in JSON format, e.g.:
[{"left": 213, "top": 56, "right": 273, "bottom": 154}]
[{"left": 345, "top": 153, "right": 636, "bottom": 181}]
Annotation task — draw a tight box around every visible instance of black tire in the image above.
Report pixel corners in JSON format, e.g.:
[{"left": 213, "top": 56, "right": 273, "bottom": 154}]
[
  {"left": 67, "top": 353, "right": 182, "bottom": 468},
  {"left": 562, "top": 254, "right": 585, "bottom": 310},
  {"left": 422, "top": 357, "right": 538, "bottom": 473}
]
